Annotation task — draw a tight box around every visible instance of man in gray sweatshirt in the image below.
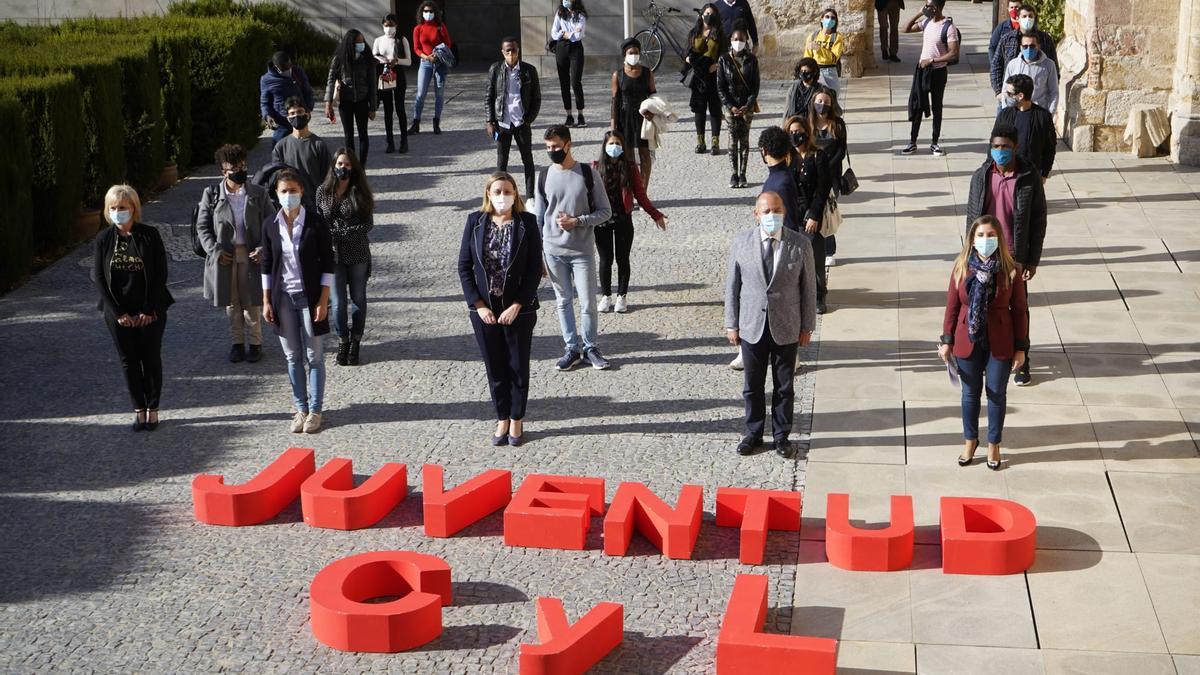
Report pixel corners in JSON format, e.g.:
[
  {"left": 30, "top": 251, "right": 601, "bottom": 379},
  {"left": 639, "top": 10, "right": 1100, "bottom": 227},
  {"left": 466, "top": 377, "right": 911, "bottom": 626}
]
[
  {"left": 271, "top": 97, "right": 333, "bottom": 202},
  {"left": 533, "top": 124, "right": 612, "bottom": 370}
]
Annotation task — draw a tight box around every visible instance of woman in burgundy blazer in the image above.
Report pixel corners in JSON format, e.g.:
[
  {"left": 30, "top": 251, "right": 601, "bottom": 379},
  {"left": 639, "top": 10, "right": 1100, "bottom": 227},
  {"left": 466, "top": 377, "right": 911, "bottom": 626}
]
[{"left": 938, "top": 216, "right": 1028, "bottom": 470}]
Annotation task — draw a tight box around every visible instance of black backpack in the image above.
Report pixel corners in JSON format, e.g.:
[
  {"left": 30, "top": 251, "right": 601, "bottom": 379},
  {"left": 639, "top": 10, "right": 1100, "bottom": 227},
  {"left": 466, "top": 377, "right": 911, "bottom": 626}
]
[
  {"left": 940, "top": 18, "right": 961, "bottom": 66},
  {"left": 189, "top": 186, "right": 217, "bottom": 258}
]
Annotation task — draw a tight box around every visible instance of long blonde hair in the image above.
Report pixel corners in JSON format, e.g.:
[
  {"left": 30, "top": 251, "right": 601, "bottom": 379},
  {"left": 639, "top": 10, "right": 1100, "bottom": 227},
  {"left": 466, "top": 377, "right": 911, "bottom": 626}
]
[
  {"left": 480, "top": 171, "right": 526, "bottom": 215},
  {"left": 953, "top": 216, "right": 1017, "bottom": 286}
]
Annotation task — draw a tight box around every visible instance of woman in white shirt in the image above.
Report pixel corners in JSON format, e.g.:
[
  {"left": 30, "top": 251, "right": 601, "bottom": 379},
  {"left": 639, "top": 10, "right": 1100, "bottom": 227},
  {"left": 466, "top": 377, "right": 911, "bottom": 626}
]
[
  {"left": 550, "top": 0, "right": 588, "bottom": 128},
  {"left": 373, "top": 13, "right": 413, "bottom": 154}
]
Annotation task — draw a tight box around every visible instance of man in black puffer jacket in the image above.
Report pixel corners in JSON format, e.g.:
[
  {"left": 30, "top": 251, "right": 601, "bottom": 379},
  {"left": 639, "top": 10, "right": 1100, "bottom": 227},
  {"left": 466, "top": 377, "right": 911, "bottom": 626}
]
[
  {"left": 485, "top": 36, "right": 542, "bottom": 200},
  {"left": 965, "top": 123, "right": 1047, "bottom": 386},
  {"left": 995, "top": 73, "right": 1056, "bottom": 181}
]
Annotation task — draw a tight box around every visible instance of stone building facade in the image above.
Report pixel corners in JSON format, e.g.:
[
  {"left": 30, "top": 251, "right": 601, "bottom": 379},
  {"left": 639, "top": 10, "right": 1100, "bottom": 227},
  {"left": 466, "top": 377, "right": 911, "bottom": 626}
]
[{"left": 1057, "top": 0, "right": 1200, "bottom": 164}]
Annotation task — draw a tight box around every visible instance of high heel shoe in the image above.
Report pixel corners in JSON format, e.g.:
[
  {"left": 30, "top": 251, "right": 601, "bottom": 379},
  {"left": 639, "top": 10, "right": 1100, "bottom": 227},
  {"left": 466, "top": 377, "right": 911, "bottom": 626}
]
[
  {"left": 958, "top": 439, "right": 979, "bottom": 466},
  {"left": 986, "top": 443, "right": 1002, "bottom": 470},
  {"left": 132, "top": 409, "right": 146, "bottom": 432},
  {"left": 146, "top": 409, "right": 160, "bottom": 431}
]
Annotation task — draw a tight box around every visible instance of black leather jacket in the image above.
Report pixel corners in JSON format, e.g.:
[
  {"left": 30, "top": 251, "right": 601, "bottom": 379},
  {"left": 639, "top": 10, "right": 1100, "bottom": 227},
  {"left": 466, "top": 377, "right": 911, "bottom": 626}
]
[
  {"left": 485, "top": 61, "right": 541, "bottom": 127},
  {"left": 716, "top": 52, "right": 760, "bottom": 110},
  {"left": 326, "top": 52, "right": 378, "bottom": 109}
]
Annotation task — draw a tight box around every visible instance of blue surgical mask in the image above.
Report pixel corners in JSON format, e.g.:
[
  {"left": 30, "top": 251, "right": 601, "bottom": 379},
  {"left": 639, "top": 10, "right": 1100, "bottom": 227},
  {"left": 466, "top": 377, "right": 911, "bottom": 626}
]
[
  {"left": 1018, "top": 17, "right": 1035, "bottom": 31},
  {"left": 974, "top": 236, "right": 999, "bottom": 257},
  {"left": 991, "top": 148, "right": 1013, "bottom": 167},
  {"left": 759, "top": 213, "right": 784, "bottom": 235},
  {"left": 822, "top": 17, "right": 836, "bottom": 30},
  {"left": 109, "top": 209, "right": 132, "bottom": 225},
  {"left": 1021, "top": 46, "right": 1038, "bottom": 60},
  {"left": 562, "top": 0, "right": 571, "bottom": 7},
  {"left": 355, "top": 42, "right": 365, "bottom": 54},
  {"left": 278, "top": 192, "right": 302, "bottom": 211},
  {"left": 605, "top": 144, "right": 623, "bottom": 158},
  {"left": 423, "top": 11, "right": 435, "bottom": 21}
]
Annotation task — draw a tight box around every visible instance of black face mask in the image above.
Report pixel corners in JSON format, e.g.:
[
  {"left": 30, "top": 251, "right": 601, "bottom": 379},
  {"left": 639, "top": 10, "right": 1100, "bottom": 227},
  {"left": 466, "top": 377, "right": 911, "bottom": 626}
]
[
  {"left": 800, "top": 71, "right": 815, "bottom": 82},
  {"left": 333, "top": 167, "right": 351, "bottom": 181},
  {"left": 288, "top": 114, "right": 309, "bottom": 130},
  {"left": 703, "top": 13, "right": 717, "bottom": 26},
  {"left": 228, "top": 169, "right": 248, "bottom": 185},
  {"left": 548, "top": 148, "right": 567, "bottom": 164},
  {"left": 791, "top": 132, "right": 808, "bottom": 147}
]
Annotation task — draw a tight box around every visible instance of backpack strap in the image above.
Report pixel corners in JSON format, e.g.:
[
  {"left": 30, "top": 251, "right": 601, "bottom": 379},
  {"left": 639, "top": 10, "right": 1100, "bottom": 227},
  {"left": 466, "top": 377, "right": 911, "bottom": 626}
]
[
  {"left": 538, "top": 168, "right": 548, "bottom": 208},
  {"left": 538, "top": 164, "right": 595, "bottom": 216}
]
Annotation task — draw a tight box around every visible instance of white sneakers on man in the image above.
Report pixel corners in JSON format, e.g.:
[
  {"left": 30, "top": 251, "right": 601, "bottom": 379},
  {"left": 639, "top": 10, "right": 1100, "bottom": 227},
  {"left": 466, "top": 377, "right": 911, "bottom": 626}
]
[
  {"left": 598, "top": 295, "right": 613, "bottom": 312},
  {"left": 614, "top": 295, "right": 628, "bottom": 313}
]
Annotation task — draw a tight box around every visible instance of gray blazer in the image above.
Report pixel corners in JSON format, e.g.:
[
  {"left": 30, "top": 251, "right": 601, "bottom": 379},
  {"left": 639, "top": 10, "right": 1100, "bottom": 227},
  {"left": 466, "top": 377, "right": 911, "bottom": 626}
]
[
  {"left": 724, "top": 226, "right": 817, "bottom": 345},
  {"left": 197, "top": 181, "right": 272, "bottom": 308}
]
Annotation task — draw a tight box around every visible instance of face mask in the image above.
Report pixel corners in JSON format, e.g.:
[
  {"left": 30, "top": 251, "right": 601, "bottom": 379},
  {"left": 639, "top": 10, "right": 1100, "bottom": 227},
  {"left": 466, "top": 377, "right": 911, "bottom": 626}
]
[
  {"left": 1021, "top": 46, "right": 1038, "bottom": 60},
  {"left": 228, "top": 169, "right": 248, "bottom": 185},
  {"left": 822, "top": 17, "right": 836, "bottom": 30},
  {"left": 384, "top": 26, "right": 396, "bottom": 37},
  {"left": 800, "top": 70, "right": 815, "bottom": 82},
  {"left": 974, "top": 236, "right": 999, "bottom": 257},
  {"left": 548, "top": 148, "right": 568, "bottom": 164},
  {"left": 1009, "top": 7, "right": 1019, "bottom": 19},
  {"left": 109, "top": 209, "right": 132, "bottom": 225},
  {"left": 759, "top": 213, "right": 784, "bottom": 235},
  {"left": 491, "top": 194, "right": 515, "bottom": 213},
  {"left": 731, "top": 40, "right": 746, "bottom": 53},
  {"left": 333, "top": 166, "right": 351, "bottom": 181},
  {"left": 991, "top": 148, "right": 1014, "bottom": 167},
  {"left": 423, "top": 11, "right": 435, "bottom": 21},
  {"left": 288, "top": 114, "right": 309, "bottom": 130},
  {"left": 814, "top": 102, "right": 829, "bottom": 115},
  {"left": 605, "top": 144, "right": 623, "bottom": 158},
  {"left": 355, "top": 42, "right": 366, "bottom": 54},
  {"left": 625, "top": 53, "right": 641, "bottom": 66},
  {"left": 562, "top": 0, "right": 571, "bottom": 7},
  {"left": 278, "top": 192, "right": 302, "bottom": 211},
  {"left": 704, "top": 13, "right": 717, "bottom": 26},
  {"left": 1019, "top": 17, "right": 1035, "bottom": 31},
  {"left": 791, "top": 132, "right": 808, "bottom": 147}
]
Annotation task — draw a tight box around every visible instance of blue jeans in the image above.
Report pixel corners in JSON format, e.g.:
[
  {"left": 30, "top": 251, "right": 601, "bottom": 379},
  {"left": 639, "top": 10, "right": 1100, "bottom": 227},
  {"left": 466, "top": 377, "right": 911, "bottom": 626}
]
[
  {"left": 544, "top": 252, "right": 598, "bottom": 353},
  {"left": 331, "top": 261, "right": 369, "bottom": 339},
  {"left": 278, "top": 292, "right": 325, "bottom": 413},
  {"left": 270, "top": 123, "right": 292, "bottom": 149},
  {"left": 413, "top": 59, "right": 447, "bottom": 121},
  {"left": 956, "top": 340, "right": 1012, "bottom": 444}
]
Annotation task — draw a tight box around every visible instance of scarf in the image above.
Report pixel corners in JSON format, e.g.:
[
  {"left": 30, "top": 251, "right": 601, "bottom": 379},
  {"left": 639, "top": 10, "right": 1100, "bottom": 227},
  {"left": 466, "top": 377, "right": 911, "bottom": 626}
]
[{"left": 966, "top": 253, "right": 997, "bottom": 344}]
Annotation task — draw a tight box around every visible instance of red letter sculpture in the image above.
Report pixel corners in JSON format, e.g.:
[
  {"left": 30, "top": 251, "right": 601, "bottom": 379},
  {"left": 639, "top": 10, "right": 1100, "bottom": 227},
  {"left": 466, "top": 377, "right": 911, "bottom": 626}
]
[
  {"left": 300, "top": 458, "right": 408, "bottom": 530},
  {"left": 192, "top": 447, "right": 315, "bottom": 526},
  {"left": 309, "top": 550, "right": 452, "bottom": 652},
  {"left": 940, "top": 497, "right": 1037, "bottom": 575},
  {"left": 603, "top": 482, "right": 703, "bottom": 559},
  {"left": 504, "top": 474, "right": 605, "bottom": 550},
  {"left": 825, "top": 493, "right": 914, "bottom": 571},
  {"left": 518, "top": 597, "right": 623, "bottom": 675},
  {"left": 715, "top": 487, "right": 802, "bottom": 565},
  {"left": 716, "top": 574, "right": 838, "bottom": 674},
  {"left": 422, "top": 464, "right": 513, "bottom": 538}
]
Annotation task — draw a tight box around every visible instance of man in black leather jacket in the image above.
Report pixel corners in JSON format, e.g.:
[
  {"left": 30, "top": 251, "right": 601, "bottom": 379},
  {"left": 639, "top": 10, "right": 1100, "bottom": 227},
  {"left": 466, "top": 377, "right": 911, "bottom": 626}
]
[{"left": 486, "top": 37, "right": 542, "bottom": 199}]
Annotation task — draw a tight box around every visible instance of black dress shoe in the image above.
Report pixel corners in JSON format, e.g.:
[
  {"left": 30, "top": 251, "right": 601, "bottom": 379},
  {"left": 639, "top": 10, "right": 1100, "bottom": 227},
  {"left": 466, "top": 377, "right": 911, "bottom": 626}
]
[
  {"left": 433, "top": 118, "right": 442, "bottom": 134},
  {"left": 228, "top": 344, "right": 245, "bottom": 363},
  {"left": 775, "top": 438, "right": 796, "bottom": 459},
  {"left": 736, "top": 435, "right": 762, "bottom": 456},
  {"left": 816, "top": 300, "right": 828, "bottom": 315},
  {"left": 132, "top": 411, "right": 146, "bottom": 432},
  {"left": 246, "top": 344, "right": 262, "bottom": 363}
]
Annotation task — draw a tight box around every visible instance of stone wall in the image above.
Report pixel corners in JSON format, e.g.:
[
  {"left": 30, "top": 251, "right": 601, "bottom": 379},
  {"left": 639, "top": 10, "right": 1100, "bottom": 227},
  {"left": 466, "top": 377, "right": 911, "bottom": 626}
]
[{"left": 1058, "top": 0, "right": 1180, "bottom": 153}]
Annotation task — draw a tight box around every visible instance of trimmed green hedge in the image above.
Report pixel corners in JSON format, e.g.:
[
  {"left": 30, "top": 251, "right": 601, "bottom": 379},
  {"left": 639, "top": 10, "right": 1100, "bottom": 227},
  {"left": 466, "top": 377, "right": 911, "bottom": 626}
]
[
  {"left": 155, "top": 35, "right": 193, "bottom": 168},
  {"left": 0, "top": 92, "right": 34, "bottom": 289}
]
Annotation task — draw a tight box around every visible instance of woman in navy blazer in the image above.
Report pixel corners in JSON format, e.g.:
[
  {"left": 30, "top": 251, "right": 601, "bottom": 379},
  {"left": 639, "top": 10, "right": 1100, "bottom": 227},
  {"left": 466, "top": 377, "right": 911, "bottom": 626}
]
[
  {"left": 457, "top": 171, "right": 543, "bottom": 446},
  {"left": 938, "top": 215, "right": 1028, "bottom": 470},
  {"left": 261, "top": 168, "right": 335, "bottom": 434}
]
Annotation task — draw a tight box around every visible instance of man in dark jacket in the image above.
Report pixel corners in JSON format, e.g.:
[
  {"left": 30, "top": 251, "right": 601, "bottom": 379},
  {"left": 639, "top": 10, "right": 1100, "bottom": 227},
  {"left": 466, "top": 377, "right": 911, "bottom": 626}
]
[
  {"left": 875, "top": 0, "right": 904, "bottom": 62},
  {"left": 716, "top": 0, "right": 758, "bottom": 49},
  {"left": 989, "top": 4, "right": 1058, "bottom": 96},
  {"left": 966, "top": 123, "right": 1046, "bottom": 386},
  {"left": 486, "top": 37, "right": 542, "bottom": 200},
  {"left": 260, "top": 51, "right": 315, "bottom": 148},
  {"left": 995, "top": 74, "right": 1057, "bottom": 181},
  {"left": 988, "top": 0, "right": 1022, "bottom": 65}
]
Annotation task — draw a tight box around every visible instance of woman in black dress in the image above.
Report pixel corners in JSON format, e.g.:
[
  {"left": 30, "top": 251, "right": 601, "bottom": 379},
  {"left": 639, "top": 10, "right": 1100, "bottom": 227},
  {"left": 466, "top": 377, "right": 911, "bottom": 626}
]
[
  {"left": 610, "top": 38, "right": 657, "bottom": 187},
  {"left": 784, "top": 115, "right": 832, "bottom": 315}
]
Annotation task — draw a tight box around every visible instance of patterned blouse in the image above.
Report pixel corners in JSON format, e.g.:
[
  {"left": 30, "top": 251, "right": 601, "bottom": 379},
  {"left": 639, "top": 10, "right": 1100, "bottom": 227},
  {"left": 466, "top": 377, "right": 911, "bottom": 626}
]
[
  {"left": 315, "top": 185, "right": 373, "bottom": 265},
  {"left": 483, "top": 216, "right": 513, "bottom": 297}
]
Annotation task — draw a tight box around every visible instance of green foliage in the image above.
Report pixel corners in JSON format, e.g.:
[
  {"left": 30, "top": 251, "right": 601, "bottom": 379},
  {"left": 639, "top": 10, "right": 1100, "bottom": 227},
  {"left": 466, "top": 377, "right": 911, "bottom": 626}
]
[
  {"left": 0, "top": 75, "right": 85, "bottom": 253},
  {"left": 154, "top": 35, "right": 193, "bottom": 168},
  {"left": 1036, "top": 0, "right": 1065, "bottom": 42},
  {"left": 112, "top": 40, "right": 165, "bottom": 193},
  {"left": 0, "top": 92, "right": 34, "bottom": 289}
]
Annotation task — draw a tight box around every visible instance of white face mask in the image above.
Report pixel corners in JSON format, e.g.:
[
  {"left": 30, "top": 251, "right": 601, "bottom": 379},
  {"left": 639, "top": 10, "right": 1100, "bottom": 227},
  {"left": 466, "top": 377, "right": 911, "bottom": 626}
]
[
  {"left": 759, "top": 213, "right": 784, "bottom": 235},
  {"left": 384, "top": 26, "right": 396, "bottom": 37},
  {"left": 625, "top": 53, "right": 640, "bottom": 66},
  {"left": 730, "top": 40, "right": 746, "bottom": 53},
  {"left": 423, "top": 11, "right": 435, "bottom": 21},
  {"left": 1018, "top": 16, "right": 1035, "bottom": 31},
  {"left": 109, "top": 209, "right": 132, "bottom": 226},
  {"left": 490, "top": 194, "right": 515, "bottom": 213},
  {"left": 278, "top": 192, "right": 302, "bottom": 211}
]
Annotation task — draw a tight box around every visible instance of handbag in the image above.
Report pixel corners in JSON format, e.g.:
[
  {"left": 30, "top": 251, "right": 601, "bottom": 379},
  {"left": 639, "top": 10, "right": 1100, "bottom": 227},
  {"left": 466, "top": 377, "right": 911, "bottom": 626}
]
[
  {"left": 819, "top": 194, "right": 843, "bottom": 238},
  {"left": 839, "top": 145, "right": 859, "bottom": 196},
  {"left": 546, "top": 37, "right": 558, "bottom": 53},
  {"left": 378, "top": 64, "right": 398, "bottom": 90}
]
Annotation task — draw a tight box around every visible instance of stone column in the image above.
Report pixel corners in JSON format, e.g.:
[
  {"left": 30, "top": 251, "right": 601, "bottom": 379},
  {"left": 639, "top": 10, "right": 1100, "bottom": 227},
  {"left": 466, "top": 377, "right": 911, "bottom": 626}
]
[{"left": 1170, "top": 0, "right": 1200, "bottom": 164}]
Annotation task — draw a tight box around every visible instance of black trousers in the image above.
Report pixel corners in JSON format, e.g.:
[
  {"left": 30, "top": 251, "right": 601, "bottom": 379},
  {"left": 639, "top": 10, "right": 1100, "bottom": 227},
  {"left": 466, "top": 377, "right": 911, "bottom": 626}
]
[
  {"left": 740, "top": 322, "right": 798, "bottom": 441},
  {"left": 339, "top": 98, "right": 371, "bottom": 166},
  {"left": 378, "top": 82, "right": 408, "bottom": 148},
  {"left": 555, "top": 40, "right": 585, "bottom": 110},
  {"left": 471, "top": 304, "right": 537, "bottom": 420},
  {"left": 105, "top": 310, "right": 167, "bottom": 410},
  {"left": 595, "top": 214, "right": 634, "bottom": 297},
  {"left": 497, "top": 124, "right": 536, "bottom": 200},
  {"left": 692, "top": 75, "right": 722, "bottom": 140},
  {"left": 909, "top": 66, "right": 948, "bottom": 144},
  {"left": 808, "top": 230, "right": 828, "bottom": 302}
]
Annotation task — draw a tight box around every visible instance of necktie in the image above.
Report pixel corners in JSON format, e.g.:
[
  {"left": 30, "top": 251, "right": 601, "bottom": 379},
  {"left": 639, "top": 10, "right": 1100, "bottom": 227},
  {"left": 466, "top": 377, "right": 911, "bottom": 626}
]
[{"left": 762, "top": 237, "right": 775, "bottom": 285}]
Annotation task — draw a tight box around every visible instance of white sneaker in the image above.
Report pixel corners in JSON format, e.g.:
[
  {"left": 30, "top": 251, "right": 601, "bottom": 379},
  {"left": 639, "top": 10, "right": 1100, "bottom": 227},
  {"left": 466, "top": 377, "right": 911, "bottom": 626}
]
[
  {"left": 729, "top": 352, "right": 744, "bottom": 370},
  {"left": 290, "top": 412, "right": 306, "bottom": 433},
  {"left": 303, "top": 411, "right": 322, "bottom": 433},
  {"left": 614, "top": 295, "right": 628, "bottom": 313},
  {"left": 825, "top": 255, "right": 836, "bottom": 267},
  {"left": 597, "top": 295, "right": 613, "bottom": 312}
]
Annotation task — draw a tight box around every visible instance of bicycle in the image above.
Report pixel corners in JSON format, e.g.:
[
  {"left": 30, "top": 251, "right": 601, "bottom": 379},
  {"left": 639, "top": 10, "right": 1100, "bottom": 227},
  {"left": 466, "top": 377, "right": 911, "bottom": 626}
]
[{"left": 632, "top": 0, "right": 701, "bottom": 72}]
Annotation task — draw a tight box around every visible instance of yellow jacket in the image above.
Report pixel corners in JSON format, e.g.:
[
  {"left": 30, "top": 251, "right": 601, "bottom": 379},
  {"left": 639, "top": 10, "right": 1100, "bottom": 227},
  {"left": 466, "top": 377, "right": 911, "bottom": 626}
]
[{"left": 804, "top": 29, "right": 844, "bottom": 67}]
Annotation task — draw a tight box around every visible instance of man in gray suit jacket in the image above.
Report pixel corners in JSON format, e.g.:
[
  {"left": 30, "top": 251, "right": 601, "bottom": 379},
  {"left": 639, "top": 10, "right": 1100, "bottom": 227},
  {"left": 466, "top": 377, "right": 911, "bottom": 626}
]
[{"left": 724, "top": 191, "right": 817, "bottom": 458}]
